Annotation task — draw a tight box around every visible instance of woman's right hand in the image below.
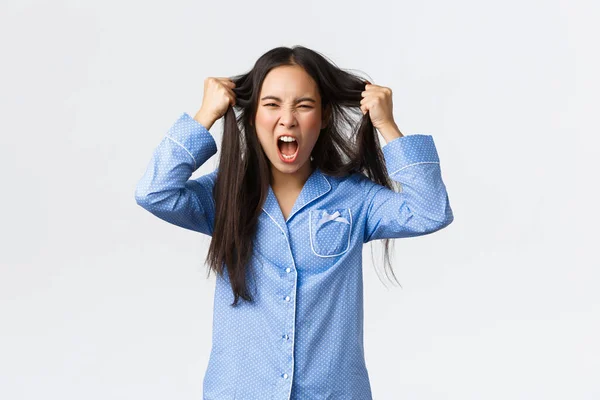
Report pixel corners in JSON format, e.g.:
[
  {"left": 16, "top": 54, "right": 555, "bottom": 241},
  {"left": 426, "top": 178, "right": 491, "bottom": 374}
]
[{"left": 194, "top": 77, "right": 236, "bottom": 129}]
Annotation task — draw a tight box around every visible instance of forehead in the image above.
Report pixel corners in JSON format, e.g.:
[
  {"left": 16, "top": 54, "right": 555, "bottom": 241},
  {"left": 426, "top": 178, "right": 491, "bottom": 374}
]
[{"left": 259, "top": 65, "right": 320, "bottom": 99}]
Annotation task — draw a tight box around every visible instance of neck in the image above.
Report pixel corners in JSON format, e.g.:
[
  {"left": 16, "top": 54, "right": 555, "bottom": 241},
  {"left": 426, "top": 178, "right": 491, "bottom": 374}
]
[{"left": 270, "top": 159, "right": 314, "bottom": 191}]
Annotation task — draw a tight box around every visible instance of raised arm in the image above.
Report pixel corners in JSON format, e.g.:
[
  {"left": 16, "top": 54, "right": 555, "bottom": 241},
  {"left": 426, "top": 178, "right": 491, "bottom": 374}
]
[
  {"left": 363, "top": 134, "right": 454, "bottom": 243},
  {"left": 134, "top": 112, "right": 218, "bottom": 236}
]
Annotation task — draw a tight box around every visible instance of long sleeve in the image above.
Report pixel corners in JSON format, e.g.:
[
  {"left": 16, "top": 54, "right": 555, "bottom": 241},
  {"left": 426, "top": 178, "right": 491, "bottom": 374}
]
[
  {"left": 134, "top": 112, "right": 218, "bottom": 236},
  {"left": 363, "top": 134, "right": 454, "bottom": 243}
]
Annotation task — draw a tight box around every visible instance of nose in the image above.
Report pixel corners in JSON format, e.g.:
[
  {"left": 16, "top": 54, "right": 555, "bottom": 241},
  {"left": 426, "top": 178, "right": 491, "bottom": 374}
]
[{"left": 278, "top": 106, "right": 297, "bottom": 128}]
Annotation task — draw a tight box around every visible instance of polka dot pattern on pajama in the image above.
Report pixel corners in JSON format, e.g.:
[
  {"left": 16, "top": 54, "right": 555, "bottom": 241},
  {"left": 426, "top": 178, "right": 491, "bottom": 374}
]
[{"left": 135, "top": 112, "right": 454, "bottom": 399}]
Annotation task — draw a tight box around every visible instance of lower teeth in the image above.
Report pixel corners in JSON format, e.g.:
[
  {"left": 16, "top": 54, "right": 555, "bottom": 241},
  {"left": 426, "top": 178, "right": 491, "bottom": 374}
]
[{"left": 282, "top": 153, "right": 295, "bottom": 159}]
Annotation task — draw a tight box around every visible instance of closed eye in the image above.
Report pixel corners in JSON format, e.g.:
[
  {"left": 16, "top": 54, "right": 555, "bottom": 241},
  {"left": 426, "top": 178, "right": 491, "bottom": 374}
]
[{"left": 264, "top": 103, "right": 312, "bottom": 108}]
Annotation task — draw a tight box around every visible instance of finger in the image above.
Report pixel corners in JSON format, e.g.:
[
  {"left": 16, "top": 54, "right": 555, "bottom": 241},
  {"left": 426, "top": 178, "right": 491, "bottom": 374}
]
[
  {"left": 225, "top": 87, "right": 236, "bottom": 103},
  {"left": 226, "top": 88, "right": 237, "bottom": 103},
  {"left": 217, "top": 77, "right": 236, "bottom": 87}
]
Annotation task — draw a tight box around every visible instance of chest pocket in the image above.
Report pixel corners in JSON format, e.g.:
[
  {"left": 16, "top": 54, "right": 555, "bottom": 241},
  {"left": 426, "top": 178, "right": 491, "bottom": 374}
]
[{"left": 309, "top": 208, "right": 353, "bottom": 257}]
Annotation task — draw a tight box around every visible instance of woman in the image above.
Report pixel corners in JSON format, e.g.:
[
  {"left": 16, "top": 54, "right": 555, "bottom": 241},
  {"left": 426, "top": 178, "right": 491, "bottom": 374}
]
[{"left": 135, "top": 45, "right": 454, "bottom": 399}]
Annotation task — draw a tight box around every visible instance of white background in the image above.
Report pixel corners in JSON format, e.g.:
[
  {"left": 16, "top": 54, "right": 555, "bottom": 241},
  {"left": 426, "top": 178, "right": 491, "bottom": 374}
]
[{"left": 1, "top": 0, "right": 598, "bottom": 399}]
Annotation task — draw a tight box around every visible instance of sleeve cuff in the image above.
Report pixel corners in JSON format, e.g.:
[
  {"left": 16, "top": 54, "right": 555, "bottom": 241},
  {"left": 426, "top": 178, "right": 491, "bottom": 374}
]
[
  {"left": 382, "top": 134, "right": 440, "bottom": 175},
  {"left": 165, "top": 112, "right": 218, "bottom": 169}
]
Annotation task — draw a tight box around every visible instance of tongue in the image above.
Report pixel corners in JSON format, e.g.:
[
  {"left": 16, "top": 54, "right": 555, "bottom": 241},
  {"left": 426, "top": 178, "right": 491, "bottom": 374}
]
[{"left": 279, "top": 141, "right": 298, "bottom": 156}]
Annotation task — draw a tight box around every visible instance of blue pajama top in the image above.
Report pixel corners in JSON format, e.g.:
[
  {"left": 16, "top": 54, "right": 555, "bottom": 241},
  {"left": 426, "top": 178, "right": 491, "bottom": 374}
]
[{"left": 135, "top": 112, "right": 454, "bottom": 399}]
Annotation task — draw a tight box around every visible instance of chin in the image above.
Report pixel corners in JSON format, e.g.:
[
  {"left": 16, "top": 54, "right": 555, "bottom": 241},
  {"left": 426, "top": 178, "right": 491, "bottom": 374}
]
[
  {"left": 270, "top": 156, "right": 309, "bottom": 174},
  {"left": 272, "top": 163, "right": 302, "bottom": 173}
]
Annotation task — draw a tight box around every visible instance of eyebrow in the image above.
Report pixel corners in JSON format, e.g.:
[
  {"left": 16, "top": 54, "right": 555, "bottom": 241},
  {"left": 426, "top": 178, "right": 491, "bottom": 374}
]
[{"left": 260, "top": 95, "right": 317, "bottom": 104}]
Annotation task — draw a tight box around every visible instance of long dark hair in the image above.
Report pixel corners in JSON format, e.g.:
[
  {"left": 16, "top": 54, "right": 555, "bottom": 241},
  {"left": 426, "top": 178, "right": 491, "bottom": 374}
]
[{"left": 205, "top": 45, "right": 399, "bottom": 306}]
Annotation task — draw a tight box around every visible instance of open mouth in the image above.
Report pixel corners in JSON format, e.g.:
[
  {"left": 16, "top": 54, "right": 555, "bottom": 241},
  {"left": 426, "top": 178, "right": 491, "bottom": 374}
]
[{"left": 277, "top": 137, "right": 299, "bottom": 162}]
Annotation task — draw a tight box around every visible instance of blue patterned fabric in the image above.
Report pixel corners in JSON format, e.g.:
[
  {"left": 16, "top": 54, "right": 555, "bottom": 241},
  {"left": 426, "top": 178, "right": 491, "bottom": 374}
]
[{"left": 135, "top": 112, "right": 454, "bottom": 399}]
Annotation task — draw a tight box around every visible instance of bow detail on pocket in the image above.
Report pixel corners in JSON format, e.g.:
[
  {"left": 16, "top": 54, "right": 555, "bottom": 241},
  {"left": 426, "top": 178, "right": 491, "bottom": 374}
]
[{"left": 317, "top": 210, "right": 350, "bottom": 227}]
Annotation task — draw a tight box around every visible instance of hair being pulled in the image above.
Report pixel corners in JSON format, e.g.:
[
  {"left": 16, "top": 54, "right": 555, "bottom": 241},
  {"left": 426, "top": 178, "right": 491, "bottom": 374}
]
[{"left": 205, "top": 45, "right": 400, "bottom": 306}]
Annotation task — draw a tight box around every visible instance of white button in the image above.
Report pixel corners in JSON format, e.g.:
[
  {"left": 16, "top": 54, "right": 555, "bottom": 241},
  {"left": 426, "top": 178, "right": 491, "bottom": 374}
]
[
  {"left": 282, "top": 373, "right": 288, "bottom": 379},
  {"left": 285, "top": 267, "right": 291, "bottom": 273},
  {"left": 282, "top": 334, "right": 289, "bottom": 340},
  {"left": 285, "top": 296, "right": 290, "bottom": 302}
]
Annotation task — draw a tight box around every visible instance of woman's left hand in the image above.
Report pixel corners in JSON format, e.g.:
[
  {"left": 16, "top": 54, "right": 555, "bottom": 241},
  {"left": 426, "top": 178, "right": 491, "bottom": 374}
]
[{"left": 360, "top": 81, "right": 397, "bottom": 131}]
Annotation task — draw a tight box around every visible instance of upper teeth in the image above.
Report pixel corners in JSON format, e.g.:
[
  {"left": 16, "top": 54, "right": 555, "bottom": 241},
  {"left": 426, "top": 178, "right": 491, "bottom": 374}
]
[{"left": 279, "top": 136, "right": 296, "bottom": 142}]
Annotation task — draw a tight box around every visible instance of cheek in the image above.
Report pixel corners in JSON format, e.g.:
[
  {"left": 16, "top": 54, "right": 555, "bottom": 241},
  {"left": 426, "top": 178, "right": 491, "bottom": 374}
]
[
  {"left": 304, "top": 115, "right": 322, "bottom": 131},
  {"left": 255, "top": 112, "right": 273, "bottom": 147},
  {"left": 301, "top": 115, "right": 323, "bottom": 144},
  {"left": 255, "top": 110, "right": 275, "bottom": 128}
]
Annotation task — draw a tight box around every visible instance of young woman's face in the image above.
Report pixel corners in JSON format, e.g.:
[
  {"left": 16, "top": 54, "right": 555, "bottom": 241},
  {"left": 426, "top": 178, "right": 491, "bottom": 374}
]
[{"left": 255, "top": 65, "right": 325, "bottom": 175}]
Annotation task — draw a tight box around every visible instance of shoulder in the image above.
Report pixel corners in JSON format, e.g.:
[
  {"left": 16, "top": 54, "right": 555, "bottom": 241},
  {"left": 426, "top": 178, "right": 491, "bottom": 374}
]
[{"left": 323, "top": 170, "right": 379, "bottom": 194}]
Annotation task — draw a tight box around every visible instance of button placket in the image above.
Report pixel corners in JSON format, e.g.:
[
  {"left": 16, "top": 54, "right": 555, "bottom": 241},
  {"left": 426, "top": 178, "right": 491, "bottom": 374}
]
[
  {"left": 276, "top": 230, "right": 294, "bottom": 392},
  {"left": 281, "top": 284, "right": 293, "bottom": 383}
]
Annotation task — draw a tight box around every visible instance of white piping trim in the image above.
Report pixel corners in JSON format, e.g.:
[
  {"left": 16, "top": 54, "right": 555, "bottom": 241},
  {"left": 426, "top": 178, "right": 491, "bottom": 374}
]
[
  {"left": 309, "top": 208, "right": 352, "bottom": 258},
  {"left": 287, "top": 172, "right": 332, "bottom": 222},
  {"left": 261, "top": 171, "right": 332, "bottom": 225},
  {"left": 165, "top": 135, "right": 197, "bottom": 170},
  {"left": 261, "top": 208, "right": 286, "bottom": 239},
  {"left": 262, "top": 206, "right": 297, "bottom": 400},
  {"left": 390, "top": 161, "right": 439, "bottom": 175}
]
